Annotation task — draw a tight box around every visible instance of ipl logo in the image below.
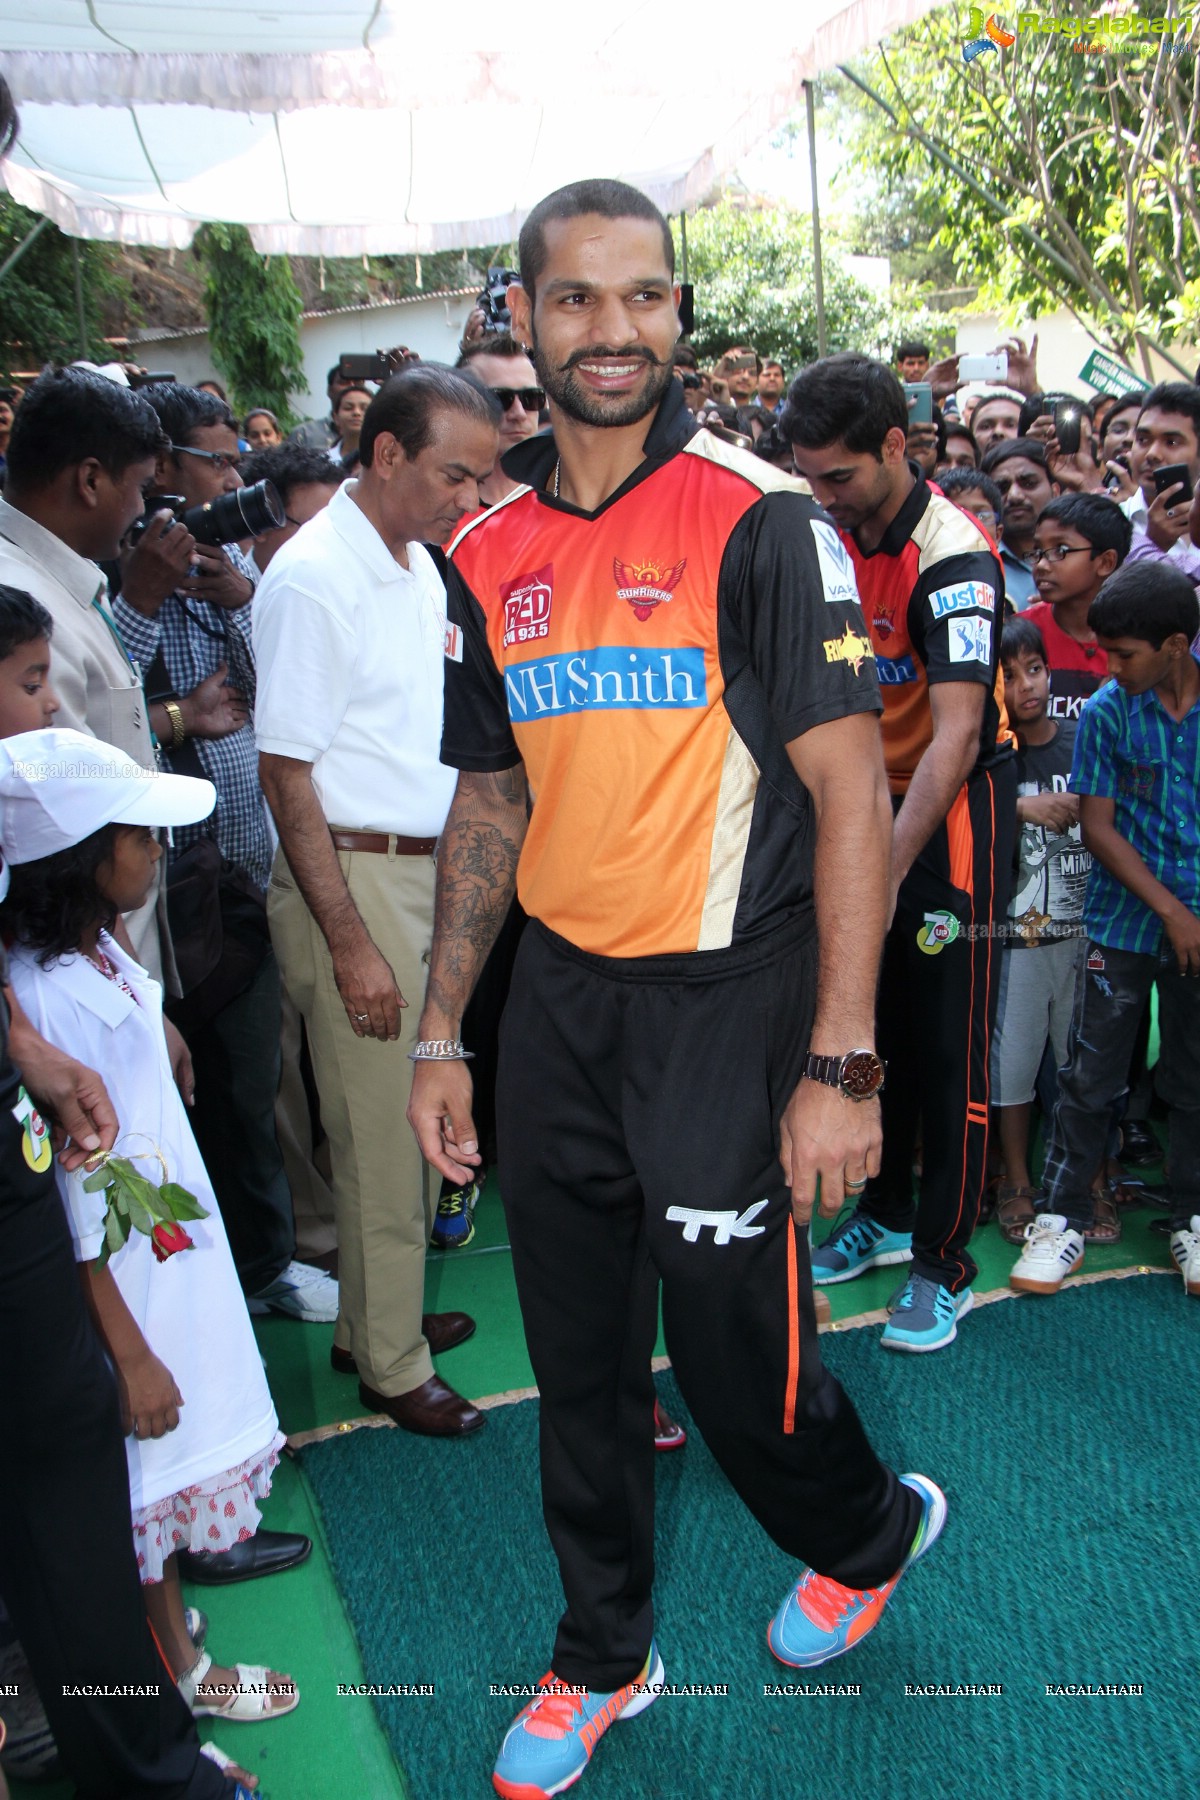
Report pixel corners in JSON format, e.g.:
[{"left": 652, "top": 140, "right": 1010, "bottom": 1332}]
[{"left": 963, "top": 8, "right": 1016, "bottom": 62}]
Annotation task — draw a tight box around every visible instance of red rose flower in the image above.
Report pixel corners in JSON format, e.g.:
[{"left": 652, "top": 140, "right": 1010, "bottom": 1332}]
[{"left": 150, "top": 1220, "right": 194, "bottom": 1263}]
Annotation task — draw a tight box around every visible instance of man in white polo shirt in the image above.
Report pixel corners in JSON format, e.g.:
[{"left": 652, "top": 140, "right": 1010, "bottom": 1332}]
[{"left": 255, "top": 368, "right": 498, "bottom": 1435}]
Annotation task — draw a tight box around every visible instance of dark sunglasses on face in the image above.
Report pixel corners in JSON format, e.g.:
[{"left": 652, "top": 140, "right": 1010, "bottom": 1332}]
[{"left": 490, "top": 386, "right": 545, "bottom": 413}]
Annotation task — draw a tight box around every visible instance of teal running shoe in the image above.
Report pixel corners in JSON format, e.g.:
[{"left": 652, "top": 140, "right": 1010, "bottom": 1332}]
[
  {"left": 767, "top": 1474, "right": 947, "bottom": 1669},
  {"left": 492, "top": 1642, "right": 663, "bottom": 1798},
  {"left": 811, "top": 1209, "right": 912, "bottom": 1286},
  {"left": 881, "top": 1275, "right": 973, "bottom": 1352}
]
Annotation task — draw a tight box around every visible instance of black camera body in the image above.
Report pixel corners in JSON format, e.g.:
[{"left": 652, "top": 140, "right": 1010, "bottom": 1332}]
[
  {"left": 479, "top": 267, "right": 519, "bottom": 334},
  {"left": 129, "top": 479, "right": 285, "bottom": 549}
]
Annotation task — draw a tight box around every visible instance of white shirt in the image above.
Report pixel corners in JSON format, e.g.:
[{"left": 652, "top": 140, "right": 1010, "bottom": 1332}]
[
  {"left": 253, "top": 481, "right": 457, "bottom": 836},
  {"left": 7, "top": 934, "right": 279, "bottom": 1510}
]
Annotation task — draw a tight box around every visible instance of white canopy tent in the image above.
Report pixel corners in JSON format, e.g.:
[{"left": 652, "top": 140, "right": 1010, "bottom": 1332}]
[{"left": 0, "top": 1, "right": 943, "bottom": 254}]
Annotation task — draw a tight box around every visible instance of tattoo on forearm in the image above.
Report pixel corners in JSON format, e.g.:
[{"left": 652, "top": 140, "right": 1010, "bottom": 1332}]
[{"left": 426, "top": 770, "right": 528, "bottom": 1019}]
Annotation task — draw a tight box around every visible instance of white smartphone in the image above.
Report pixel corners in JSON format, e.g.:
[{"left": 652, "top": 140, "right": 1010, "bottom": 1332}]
[{"left": 958, "top": 352, "right": 1008, "bottom": 383}]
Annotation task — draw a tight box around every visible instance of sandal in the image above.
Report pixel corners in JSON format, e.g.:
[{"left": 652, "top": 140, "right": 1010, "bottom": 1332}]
[
  {"left": 185, "top": 1606, "right": 208, "bottom": 1651},
  {"left": 182, "top": 1649, "right": 299, "bottom": 1722},
  {"left": 1084, "top": 1185, "right": 1122, "bottom": 1245},
  {"left": 996, "top": 1184, "right": 1038, "bottom": 1246}
]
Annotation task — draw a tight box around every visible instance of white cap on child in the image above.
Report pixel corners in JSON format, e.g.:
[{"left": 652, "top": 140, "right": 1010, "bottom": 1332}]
[{"left": 0, "top": 729, "right": 215, "bottom": 877}]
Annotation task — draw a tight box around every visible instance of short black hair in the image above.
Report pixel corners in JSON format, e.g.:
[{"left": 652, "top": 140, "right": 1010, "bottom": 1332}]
[
  {"left": 937, "top": 467, "right": 1003, "bottom": 519},
  {"left": 1037, "top": 494, "right": 1132, "bottom": 563},
  {"left": 943, "top": 422, "right": 979, "bottom": 464},
  {"left": 970, "top": 392, "right": 1022, "bottom": 431},
  {"left": 1137, "top": 380, "right": 1200, "bottom": 441},
  {"left": 518, "top": 179, "right": 674, "bottom": 301},
  {"left": 0, "top": 823, "right": 121, "bottom": 967},
  {"left": 761, "top": 358, "right": 786, "bottom": 375},
  {"left": 0, "top": 585, "right": 53, "bottom": 660},
  {"left": 782, "top": 353, "right": 908, "bottom": 458},
  {"left": 1001, "top": 615, "right": 1047, "bottom": 665},
  {"left": 981, "top": 437, "right": 1051, "bottom": 476},
  {"left": 197, "top": 378, "right": 227, "bottom": 402},
  {"left": 895, "top": 341, "right": 930, "bottom": 361},
  {"left": 140, "top": 381, "right": 237, "bottom": 446},
  {"left": 1088, "top": 561, "right": 1200, "bottom": 648},
  {"left": 326, "top": 364, "right": 344, "bottom": 388},
  {"left": 1099, "top": 392, "right": 1144, "bottom": 444},
  {"left": 456, "top": 332, "right": 530, "bottom": 369},
  {"left": 673, "top": 344, "right": 699, "bottom": 370},
  {"left": 0, "top": 74, "right": 18, "bottom": 158},
  {"left": 358, "top": 365, "right": 499, "bottom": 469},
  {"left": 5, "top": 369, "right": 165, "bottom": 495},
  {"left": 238, "top": 443, "right": 342, "bottom": 506}
]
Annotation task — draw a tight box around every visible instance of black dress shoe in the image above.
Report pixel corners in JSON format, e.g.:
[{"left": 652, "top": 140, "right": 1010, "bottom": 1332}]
[
  {"left": 178, "top": 1530, "right": 312, "bottom": 1585},
  {"left": 358, "top": 1374, "right": 485, "bottom": 1436},
  {"left": 330, "top": 1312, "right": 476, "bottom": 1376},
  {"left": 1119, "top": 1120, "right": 1161, "bottom": 1166}
]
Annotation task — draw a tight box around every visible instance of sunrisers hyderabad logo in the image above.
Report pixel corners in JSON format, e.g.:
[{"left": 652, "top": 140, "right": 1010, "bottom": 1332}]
[
  {"left": 613, "top": 557, "right": 687, "bottom": 622},
  {"left": 502, "top": 563, "right": 554, "bottom": 649}
]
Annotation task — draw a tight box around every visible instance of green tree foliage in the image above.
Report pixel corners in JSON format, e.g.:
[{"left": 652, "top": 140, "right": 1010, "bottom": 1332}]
[
  {"left": 194, "top": 223, "right": 306, "bottom": 424},
  {"left": 835, "top": 0, "right": 1200, "bottom": 373},
  {"left": 0, "top": 196, "right": 131, "bottom": 375},
  {"left": 674, "top": 200, "right": 894, "bottom": 368}
]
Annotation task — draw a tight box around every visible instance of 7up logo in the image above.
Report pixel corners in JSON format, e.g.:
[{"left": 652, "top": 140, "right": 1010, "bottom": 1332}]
[
  {"left": 917, "top": 911, "right": 960, "bottom": 956},
  {"left": 963, "top": 9, "right": 1016, "bottom": 62}
]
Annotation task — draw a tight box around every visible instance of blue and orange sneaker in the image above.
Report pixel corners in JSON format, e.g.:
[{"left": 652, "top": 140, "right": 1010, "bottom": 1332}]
[
  {"left": 766, "top": 1474, "right": 946, "bottom": 1668},
  {"left": 492, "top": 1642, "right": 663, "bottom": 1798}
]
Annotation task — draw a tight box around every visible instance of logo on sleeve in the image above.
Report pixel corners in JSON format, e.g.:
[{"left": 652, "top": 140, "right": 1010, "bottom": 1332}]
[
  {"left": 502, "top": 563, "right": 554, "bottom": 649},
  {"left": 948, "top": 616, "right": 993, "bottom": 665},
  {"left": 928, "top": 580, "right": 996, "bottom": 620},
  {"left": 823, "top": 622, "right": 872, "bottom": 675},
  {"left": 613, "top": 557, "right": 687, "bottom": 621},
  {"left": 810, "top": 520, "right": 861, "bottom": 604}
]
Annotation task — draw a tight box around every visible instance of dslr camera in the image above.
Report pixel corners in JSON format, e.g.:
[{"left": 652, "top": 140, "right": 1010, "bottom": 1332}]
[{"left": 129, "top": 480, "right": 285, "bottom": 549}]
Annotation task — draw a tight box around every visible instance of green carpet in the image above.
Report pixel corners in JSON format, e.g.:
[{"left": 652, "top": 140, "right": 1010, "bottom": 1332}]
[{"left": 300, "top": 1276, "right": 1196, "bottom": 1800}]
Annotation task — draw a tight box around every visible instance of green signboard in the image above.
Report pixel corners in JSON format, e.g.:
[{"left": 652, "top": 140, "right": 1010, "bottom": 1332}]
[{"left": 1077, "top": 348, "right": 1147, "bottom": 396}]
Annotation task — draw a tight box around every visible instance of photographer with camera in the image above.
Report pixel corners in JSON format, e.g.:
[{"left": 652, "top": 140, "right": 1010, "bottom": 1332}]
[{"left": 112, "top": 383, "right": 339, "bottom": 1351}]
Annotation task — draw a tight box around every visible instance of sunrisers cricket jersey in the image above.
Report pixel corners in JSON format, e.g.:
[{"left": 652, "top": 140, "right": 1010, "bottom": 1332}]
[
  {"left": 846, "top": 472, "right": 1012, "bottom": 796},
  {"left": 442, "top": 384, "right": 882, "bottom": 959}
]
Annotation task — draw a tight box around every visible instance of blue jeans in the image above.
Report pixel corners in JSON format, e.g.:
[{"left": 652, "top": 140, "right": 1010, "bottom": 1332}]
[{"left": 1041, "top": 940, "right": 1200, "bottom": 1232}]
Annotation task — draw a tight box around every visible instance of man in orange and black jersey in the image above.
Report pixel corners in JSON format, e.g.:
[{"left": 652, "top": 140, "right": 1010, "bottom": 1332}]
[
  {"left": 788, "top": 353, "right": 1017, "bottom": 1354},
  {"left": 407, "top": 182, "right": 946, "bottom": 1800}
]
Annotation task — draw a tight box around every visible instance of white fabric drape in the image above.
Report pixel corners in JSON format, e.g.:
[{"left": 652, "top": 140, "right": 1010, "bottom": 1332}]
[{"left": 0, "top": 1, "right": 944, "bottom": 251}]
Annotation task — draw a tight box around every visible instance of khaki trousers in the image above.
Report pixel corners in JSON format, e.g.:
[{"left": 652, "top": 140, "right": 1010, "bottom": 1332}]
[
  {"left": 267, "top": 843, "right": 437, "bottom": 1396},
  {"left": 275, "top": 987, "right": 337, "bottom": 1260}
]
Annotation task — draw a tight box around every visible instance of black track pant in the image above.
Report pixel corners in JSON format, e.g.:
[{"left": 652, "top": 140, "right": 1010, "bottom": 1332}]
[
  {"left": 496, "top": 919, "right": 922, "bottom": 1691},
  {"left": 0, "top": 1113, "right": 229, "bottom": 1800},
  {"left": 868, "top": 761, "right": 1017, "bottom": 1292}
]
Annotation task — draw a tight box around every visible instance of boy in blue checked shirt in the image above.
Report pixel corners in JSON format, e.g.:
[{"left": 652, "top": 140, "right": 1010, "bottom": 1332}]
[{"left": 1010, "top": 562, "right": 1200, "bottom": 1298}]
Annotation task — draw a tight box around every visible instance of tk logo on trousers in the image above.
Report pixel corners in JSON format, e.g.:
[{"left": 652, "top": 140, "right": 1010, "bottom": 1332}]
[{"left": 666, "top": 1199, "right": 769, "bottom": 1244}]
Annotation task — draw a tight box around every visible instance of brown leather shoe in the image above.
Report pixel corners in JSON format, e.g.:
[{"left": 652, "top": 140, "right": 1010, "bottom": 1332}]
[
  {"left": 422, "top": 1310, "right": 476, "bottom": 1355},
  {"left": 330, "top": 1311, "right": 476, "bottom": 1377},
  {"left": 358, "top": 1374, "right": 486, "bottom": 1436}
]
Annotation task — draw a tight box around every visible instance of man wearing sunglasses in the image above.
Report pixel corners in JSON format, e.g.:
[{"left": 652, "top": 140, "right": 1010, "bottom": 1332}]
[{"left": 456, "top": 332, "right": 545, "bottom": 506}]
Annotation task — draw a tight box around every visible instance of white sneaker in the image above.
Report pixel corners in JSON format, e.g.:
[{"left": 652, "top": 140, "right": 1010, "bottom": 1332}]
[
  {"left": 1169, "top": 1215, "right": 1200, "bottom": 1296},
  {"left": 1010, "top": 1214, "right": 1085, "bottom": 1294},
  {"left": 247, "top": 1260, "right": 339, "bottom": 1322}
]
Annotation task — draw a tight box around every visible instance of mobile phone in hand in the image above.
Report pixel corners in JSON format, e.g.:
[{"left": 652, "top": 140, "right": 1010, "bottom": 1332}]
[
  {"left": 1152, "top": 462, "right": 1194, "bottom": 504},
  {"left": 903, "top": 382, "right": 933, "bottom": 424},
  {"left": 1051, "top": 401, "right": 1083, "bottom": 456}
]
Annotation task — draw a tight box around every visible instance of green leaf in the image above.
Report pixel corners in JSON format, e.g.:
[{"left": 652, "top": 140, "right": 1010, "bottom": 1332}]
[
  {"left": 81, "top": 1164, "right": 114, "bottom": 1192},
  {"left": 104, "top": 1207, "right": 131, "bottom": 1255},
  {"left": 158, "top": 1181, "right": 210, "bottom": 1222}
]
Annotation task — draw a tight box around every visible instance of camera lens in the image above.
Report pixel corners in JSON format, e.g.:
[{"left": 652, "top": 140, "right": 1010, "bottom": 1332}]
[{"left": 179, "top": 479, "right": 285, "bottom": 546}]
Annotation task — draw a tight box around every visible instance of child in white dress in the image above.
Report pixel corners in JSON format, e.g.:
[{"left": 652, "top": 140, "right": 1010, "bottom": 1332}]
[{"left": 0, "top": 729, "right": 298, "bottom": 1730}]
